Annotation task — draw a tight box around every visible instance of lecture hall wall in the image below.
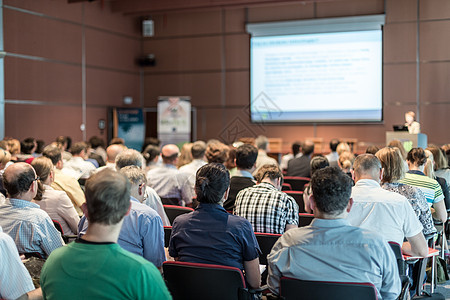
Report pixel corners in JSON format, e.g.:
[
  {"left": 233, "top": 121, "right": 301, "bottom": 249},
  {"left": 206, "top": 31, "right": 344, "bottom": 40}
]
[{"left": 4, "top": 0, "right": 450, "bottom": 152}]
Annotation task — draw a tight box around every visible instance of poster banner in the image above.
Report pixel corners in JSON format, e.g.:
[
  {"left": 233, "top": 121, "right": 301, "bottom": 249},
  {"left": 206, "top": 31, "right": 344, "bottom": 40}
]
[
  {"left": 113, "top": 107, "right": 145, "bottom": 151},
  {"left": 158, "top": 96, "right": 191, "bottom": 146}
]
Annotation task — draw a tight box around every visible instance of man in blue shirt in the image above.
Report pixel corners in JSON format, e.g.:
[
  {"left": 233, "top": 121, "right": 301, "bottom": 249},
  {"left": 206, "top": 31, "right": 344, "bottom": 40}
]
[{"left": 267, "top": 167, "right": 401, "bottom": 299}]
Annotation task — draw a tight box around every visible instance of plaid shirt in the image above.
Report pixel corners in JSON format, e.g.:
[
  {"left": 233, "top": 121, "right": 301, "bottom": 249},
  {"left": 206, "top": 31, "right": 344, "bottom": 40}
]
[
  {"left": 0, "top": 198, "right": 64, "bottom": 258},
  {"left": 234, "top": 182, "right": 299, "bottom": 234}
]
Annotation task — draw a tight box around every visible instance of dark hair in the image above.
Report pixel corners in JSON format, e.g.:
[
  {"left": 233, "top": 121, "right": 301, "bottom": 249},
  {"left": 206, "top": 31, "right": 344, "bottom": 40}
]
[
  {"left": 365, "top": 145, "right": 380, "bottom": 155},
  {"left": 141, "top": 137, "right": 160, "bottom": 152},
  {"left": 191, "top": 141, "right": 207, "bottom": 159},
  {"left": 311, "top": 167, "right": 352, "bottom": 215},
  {"left": 89, "top": 136, "right": 105, "bottom": 149},
  {"left": 302, "top": 141, "right": 315, "bottom": 156},
  {"left": 110, "top": 137, "right": 125, "bottom": 145},
  {"left": 3, "top": 164, "right": 36, "bottom": 198},
  {"left": 42, "top": 144, "right": 63, "bottom": 165},
  {"left": 310, "top": 155, "right": 329, "bottom": 177},
  {"left": 70, "top": 142, "right": 87, "bottom": 155},
  {"left": 35, "top": 140, "right": 45, "bottom": 154},
  {"left": 407, "top": 148, "right": 427, "bottom": 167},
  {"left": 21, "top": 138, "right": 36, "bottom": 154},
  {"left": 235, "top": 144, "right": 258, "bottom": 169},
  {"left": 142, "top": 145, "right": 160, "bottom": 165},
  {"left": 329, "top": 139, "right": 340, "bottom": 152},
  {"left": 195, "top": 163, "right": 230, "bottom": 204},
  {"left": 353, "top": 154, "right": 382, "bottom": 177},
  {"left": 254, "top": 164, "right": 283, "bottom": 183},
  {"left": 292, "top": 142, "right": 301, "bottom": 156},
  {"left": 84, "top": 169, "right": 130, "bottom": 225},
  {"left": 205, "top": 142, "right": 229, "bottom": 164}
]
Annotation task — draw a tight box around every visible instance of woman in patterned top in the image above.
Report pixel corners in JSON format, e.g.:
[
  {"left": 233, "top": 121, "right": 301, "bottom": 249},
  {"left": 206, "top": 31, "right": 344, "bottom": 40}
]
[{"left": 376, "top": 147, "right": 436, "bottom": 237}]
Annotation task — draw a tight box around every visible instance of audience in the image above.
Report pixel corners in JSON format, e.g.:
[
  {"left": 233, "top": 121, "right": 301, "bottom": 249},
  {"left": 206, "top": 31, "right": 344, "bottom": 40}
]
[
  {"left": 424, "top": 149, "right": 450, "bottom": 214},
  {"left": 142, "top": 144, "right": 160, "bottom": 171},
  {"left": 147, "top": 144, "right": 193, "bottom": 207},
  {"left": 399, "top": 148, "right": 447, "bottom": 223},
  {"left": 223, "top": 143, "right": 258, "bottom": 211},
  {"left": 428, "top": 145, "right": 450, "bottom": 188},
  {"left": 365, "top": 145, "right": 379, "bottom": 155},
  {"left": 205, "top": 141, "right": 229, "bottom": 164},
  {"left": 347, "top": 154, "right": 428, "bottom": 257},
  {"left": 169, "top": 163, "right": 261, "bottom": 289},
  {"left": 177, "top": 142, "right": 193, "bottom": 168},
  {"left": 254, "top": 135, "right": 278, "bottom": 173},
  {"left": 62, "top": 142, "right": 96, "bottom": 180},
  {"left": 338, "top": 150, "right": 354, "bottom": 178},
  {"left": 0, "top": 162, "right": 64, "bottom": 258},
  {"left": 95, "top": 143, "right": 126, "bottom": 173},
  {"left": 40, "top": 169, "right": 171, "bottom": 299},
  {"left": 287, "top": 140, "right": 314, "bottom": 177},
  {"left": 375, "top": 147, "right": 436, "bottom": 237},
  {"left": 88, "top": 136, "right": 107, "bottom": 164},
  {"left": 325, "top": 138, "right": 340, "bottom": 167},
  {"left": 303, "top": 155, "right": 329, "bottom": 213},
  {"left": 279, "top": 141, "right": 301, "bottom": 171},
  {"left": 32, "top": 157, "right": 80, "bottom": 235},
  {"left": 55, "top": 136, "right": 72, "bottom": 162},
  {"left": 267, "top": 166, "right": 401, "bottom": 298},
  {"left": 42, "top": 144, "right": 86, "bottom": 216},
  {"left": 179, "top": 140, "right": 207, "bottom": 190},
  {"left": 234, "top": 164, "right": 299, "bottom": 234}
]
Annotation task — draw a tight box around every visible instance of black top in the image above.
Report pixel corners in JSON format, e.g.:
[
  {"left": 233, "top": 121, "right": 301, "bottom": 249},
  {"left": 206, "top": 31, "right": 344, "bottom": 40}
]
[
  {"left": 223, "top": 176, "right": 255, "bottom": 211},
  {"left": 286, "top": 155, "right": 311, "bottom": 178}
]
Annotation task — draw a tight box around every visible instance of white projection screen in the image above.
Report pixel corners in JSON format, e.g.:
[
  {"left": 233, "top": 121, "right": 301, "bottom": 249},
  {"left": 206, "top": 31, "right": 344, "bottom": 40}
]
[{"left": 246, "top": 15, "right": 385, "bottom": 123}]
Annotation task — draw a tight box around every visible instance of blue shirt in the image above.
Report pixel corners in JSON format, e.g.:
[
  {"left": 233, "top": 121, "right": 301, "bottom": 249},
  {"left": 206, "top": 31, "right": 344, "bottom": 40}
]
[
  {"left": 267, "top": 218, "right": 401, "bottom": 300},
  {"left": 78, "top": 197, "right": 166, "bottom": 268},
  {"left": 169, "top": 203, "right": 261, "bottom": 270}
]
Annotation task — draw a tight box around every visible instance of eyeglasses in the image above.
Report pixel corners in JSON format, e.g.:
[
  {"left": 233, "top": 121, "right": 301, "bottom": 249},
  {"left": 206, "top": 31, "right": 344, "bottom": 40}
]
[{"left": 33, "top": 176, "right": 40, "bottom": 182}]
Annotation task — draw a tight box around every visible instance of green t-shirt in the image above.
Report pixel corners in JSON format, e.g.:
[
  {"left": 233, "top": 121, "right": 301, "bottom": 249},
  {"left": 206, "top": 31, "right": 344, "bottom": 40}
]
[{"left": 40, "top": 241, "right": 172, "bottom": 300}]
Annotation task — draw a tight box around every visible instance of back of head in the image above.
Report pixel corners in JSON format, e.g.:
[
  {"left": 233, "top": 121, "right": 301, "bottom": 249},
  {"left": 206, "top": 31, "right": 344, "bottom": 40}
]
[
  {"left": 70, "top": 142, "right": 87, "bottom": 156},
  {"left": 43, "top": 144, "right": 63, "bottom": 166},
  {"left": 195, "top": 163, "right": 230, "bottom": 204},
  {"left": 116, "top": 149, "right": 144, "bottom": 170},
  {"left": 235, "top": 144, "right": 258, "bottom": 169},
  {"left": 110, "top": 137, "right": 125, "bottom": 145},
  {"left": 161, "top": 144, "right": 180, "bottom": 164},
  {"left": 292, "top": 142, "right": 301, "bottom": 156},
  {"left": 329, "top": 139, "right": 340, "bottom": 152},
  {"left": 424, "top": 150, "right": 435, "bottom": 179},
  {"left": 353, "top": 154, "right": 382, "bottom": 180},
  {"left": 388, "top": 140, "right": 407, "bottom": 160},
  {"left": 365, "top": 145, "right": 379, "bottom": 155},
  {"left": 89, "top": 136, "right": 105, "bottom": 149},
  {"left": 407, "top": 148, "right": 427, "bottom": 167},
  {"left": 7, "top": 139, "right": 20, "bottom": 155},
  {"left": 336, "top": 142, "right": 350, "bottom": 155},
  {"left": 255, "top": 135, "right": 269, "bottom": 151},
  {"left": 338, "top": 151, "right": 354, "bottom": 170},
  {"left": 254, "top": 164, "right": 282, "bottom": 183},
  {"left": 119, "top": 165, "right": 147, "bottom": 186},
  {"left": 205, "top": 142, "right": 229, "bottom": 164},
  {"left": 142, "top": 144, "right": 160, "bottom": 164},
  {"left": 21, "top": 137, "right": 36, "bottom": 154},
  {"left": 301, "top": 140, "right": 315, "bottom": 156},
  {"left": 0, "top": 149, "right": 11, "bottom": 166},
  {"left": 3, "top": 162, "right": 35, "bottom": 198},
  {"left": 191, "top": 141, "right": 207, "bottom": 160},
  {"left": 375, "top": 147, "right": 405, "bottom": 183},
  {"left": 310, "top": 155, "right": 329, "bottom": 177},
  {"left": 55, "top": 136, "right": 68, "bottom": 149},
  {"left": 427, "top": 145, "right": 447, "bottom": 170},
  {"left": 31, "top": 156, "right": 53, "bottom": 200},
  {"left": 84, "top": 169, "right": 130, "bottom": 225},
  {"left": 311, "top": 167, "right": 352, "bottom": 216}
]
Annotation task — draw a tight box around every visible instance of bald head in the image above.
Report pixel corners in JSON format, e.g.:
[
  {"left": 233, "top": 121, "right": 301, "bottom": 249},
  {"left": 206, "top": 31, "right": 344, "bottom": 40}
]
[
  {"left": 106, "top": 144, "right": 125, "bottom": 163},
  {"left": 302, "top": 140, "right": 315, "bottom": 156},
  {"left": 3, "top": 162, "right": 37, "bottom": 200},
  {"left": 161, "top": 144, "right": 180, "bottom": 165}
]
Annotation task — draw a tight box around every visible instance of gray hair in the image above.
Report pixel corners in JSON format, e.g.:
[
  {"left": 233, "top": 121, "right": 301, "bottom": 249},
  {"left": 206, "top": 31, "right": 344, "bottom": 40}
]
[
  {"left": 115, "top": 149, "right": 145, "bottom": 170},
  {"left": 119, "top": 165, "right": 147, "bottom": 186}
]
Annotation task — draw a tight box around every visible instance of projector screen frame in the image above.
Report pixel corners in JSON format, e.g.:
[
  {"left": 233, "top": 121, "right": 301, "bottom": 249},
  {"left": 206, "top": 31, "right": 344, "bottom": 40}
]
[{"left": 246, "top": 15, "right": 385, "bottom": 125}]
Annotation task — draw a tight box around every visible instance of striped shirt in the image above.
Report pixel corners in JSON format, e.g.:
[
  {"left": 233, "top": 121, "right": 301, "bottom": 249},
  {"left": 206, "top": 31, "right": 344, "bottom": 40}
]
[
  {"left": 399, "top": 170, "right": 444, "bottom": 206},
  {"left": 0, "top": 198, "right": 64, "bottom": 258},
  {"left": 234, "top": 182, "right": 299, "bottom": 234}
]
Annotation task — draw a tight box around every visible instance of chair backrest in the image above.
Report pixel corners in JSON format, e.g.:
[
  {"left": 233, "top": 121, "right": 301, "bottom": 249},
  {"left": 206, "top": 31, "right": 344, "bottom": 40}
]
[
  {"left": 283, "top": 176, "right": 310, "bottom": 191},
  {"left": 285, "top": 191, "right": 305, "bottom": 213},
  {"left": 164, "top": 226, "right": 172, "bottom": 248},
  {"left": 254, "top": 232, "right": 281, "bottom": 265},
  {"left": 280, "top": 277, "right": 378, "bottom": 300},
  {"left": 281, "top": 183, "right": 292, "bottom": 191},
  {"left": 52, "top": 219, "right": 64, "bottom": 235},
  {"left": 298, "top": 213, "right": 314, "bottom": 227},
  {"left": 388, "top": 241, "right": 406, "bottom": 276},
  {"left": 163, "top": 205, "right": 194, "bottom": 224},
  {"left": 163, "top": 261, "right": 248, "bottom": 300}
]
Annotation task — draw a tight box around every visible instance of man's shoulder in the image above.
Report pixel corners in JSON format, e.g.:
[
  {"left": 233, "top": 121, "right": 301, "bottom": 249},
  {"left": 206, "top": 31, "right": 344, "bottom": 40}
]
[
  {"left": 353, "top": 182, "right": 408, "bottom": 202},
  {"left": 130, "top": 201, "right": 160, "bottom": 219}
]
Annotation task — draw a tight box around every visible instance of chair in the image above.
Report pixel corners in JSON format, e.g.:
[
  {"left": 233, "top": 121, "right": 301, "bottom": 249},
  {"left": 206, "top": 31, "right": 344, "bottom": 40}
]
[
  {"left": 164, "top": 226, "right": 172, "bottom": 248},
  {"left": 52, "top": 220, "right": 77, "bottom": 243},
  {"left": 283, "top": 176, "right": 310, "bottom": 191},
  {"left": 285, "top": 191, "right": 305, "bottom": 213},
  {"left": 163, "top": 261, "right": 262, "bottom": 300},
  {"left": 387, "top": 242, "right": 411, "bottom": 300},
  {"left": 279, "top": 277, "right": 378, "bottom": 300},
  {"left": 281, "top": 183, "right": 292, "bottom": 191},
  {"left": 298, "top": 213, "right": 314, "bottom": 227},
  {"left": 254, "top": 232, "right": 281, "bottom": 266},
  {"left": 163, "top": 205, "right": 194, "bottom": 224}
]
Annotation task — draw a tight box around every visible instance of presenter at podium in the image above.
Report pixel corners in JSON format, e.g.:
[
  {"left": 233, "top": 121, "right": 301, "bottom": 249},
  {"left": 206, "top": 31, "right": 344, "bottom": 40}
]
[{"left": 405, "top": 111, "right": 420, "bottom": 134}]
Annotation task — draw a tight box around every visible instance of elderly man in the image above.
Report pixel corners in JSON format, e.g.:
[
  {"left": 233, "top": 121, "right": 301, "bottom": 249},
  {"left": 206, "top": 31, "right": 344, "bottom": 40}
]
[
  {"left": 147, "top": 144, "right": 194, "bottom": 207},
  {"left": 267, "top": 167, "right": 401, "bottom": 299},
  {"left": 40, "top": 169, "right": 171, "bottom": 299},
  {"left": 253, "top": 135, "right": 278, "bottom": 174},
  {"left": 179, "top": 140, "right": 207, "bottom": 190},
  {"left": 95, "top": 143, "right": 126, "bottom": 173},
  {"left": 347, "top": 154, "right": 428, "bottom": 257},
  {"left": 0, "top": 163, "right": 64, "bottom": 258}
]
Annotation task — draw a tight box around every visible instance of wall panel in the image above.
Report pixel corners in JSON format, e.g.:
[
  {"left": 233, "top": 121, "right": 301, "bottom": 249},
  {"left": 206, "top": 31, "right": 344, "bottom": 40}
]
[
  {"left": 247, "top": 2, "right": 314, "bottom": 23},
  {"left": 383, "top": 23, "right": 417, "bottom": 63},
  {"left": 386, "top": 0, "right": 417, "bottom": 23}
]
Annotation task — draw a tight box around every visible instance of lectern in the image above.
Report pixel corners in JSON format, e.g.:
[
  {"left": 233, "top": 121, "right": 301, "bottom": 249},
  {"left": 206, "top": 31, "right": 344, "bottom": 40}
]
[{"left": 386, "top": 132, "right": 427, "bottom": 151}]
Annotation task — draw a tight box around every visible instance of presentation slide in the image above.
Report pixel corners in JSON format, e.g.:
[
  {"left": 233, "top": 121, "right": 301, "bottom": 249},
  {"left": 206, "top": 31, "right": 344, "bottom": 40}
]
[{"left": 250, "top": 30, "right": 383, "bottom": 123}]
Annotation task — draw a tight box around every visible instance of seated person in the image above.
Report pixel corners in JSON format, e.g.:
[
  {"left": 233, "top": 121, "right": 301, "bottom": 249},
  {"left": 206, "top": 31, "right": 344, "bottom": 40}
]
[
  {"left": 303, "top": 156, "right": 329, "bottom": 213},
  {"left": 169, "top": 163, "right": 261, "bottom": 289},
  {"left": 234, "top": 164, "right": 298, "bottom": 234},
  {"left": 0, "top": 226, "right": 42, "bottom": 300},
  {"left": 286, "top": 140, "right": 314, "bottom": 178},
  {"left": 267, "top": 167, "right": 401, "bottom": 299},
  {"left": 40, "top": 169, "right": 171, "bottom": 299}
]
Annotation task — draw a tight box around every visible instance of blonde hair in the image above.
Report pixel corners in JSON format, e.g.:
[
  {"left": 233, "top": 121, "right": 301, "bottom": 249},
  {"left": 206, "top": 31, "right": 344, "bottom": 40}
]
[
  {"left": 338, "top": 151, "right": 355, "bottom": 171},
  {"left": 0, "top": 149, "right": 11, "bottom": 168},
  {"left": 427, "top": 146, "right": 448, "bottom": 171},
  {"left": 375, "top": 147, "right": 405, "bottom": 183},
  {"left": 424, "top": 150, "right": 435, "bottom": 179},
  {"left": 177, "top": 143, "right": 193, "bottom": 168},
  {"left": 7, "top": 139, "right": 20, "bottom": 156},
  {"left": 31, "top": 156, "right": 54, "bottom": 201},
  {"left": 387, "top": 140, "right": 407, "bottom": 160},
  {"left": 336, "top": 143, "right": 351, "bottom": 155}
]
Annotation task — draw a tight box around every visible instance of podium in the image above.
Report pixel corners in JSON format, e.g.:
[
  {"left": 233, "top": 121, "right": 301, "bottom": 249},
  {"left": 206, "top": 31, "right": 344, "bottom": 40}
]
[{"left": 385, "top": 132, "right": 427, "bottom": 151}]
